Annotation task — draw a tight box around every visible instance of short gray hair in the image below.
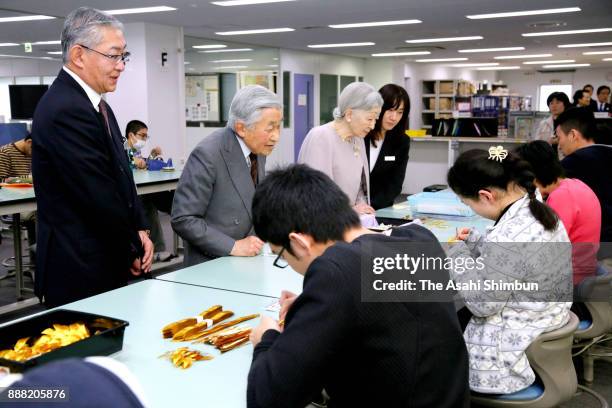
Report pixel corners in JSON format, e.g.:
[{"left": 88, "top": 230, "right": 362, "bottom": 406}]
[
  {"left": 333, "top": 82, "right": 383, "bottom": 120},
  {"left": 61, "top": 7, "right": 124, "bottom": 64},
  {"left": 227, "top": 85, "right": 283, "bottom": 131}
]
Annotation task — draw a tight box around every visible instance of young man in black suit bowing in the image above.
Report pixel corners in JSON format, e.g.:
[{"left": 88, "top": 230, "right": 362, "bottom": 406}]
[
  {"left": 247, "top": 164, "right": 469, "bottom": 408},
  {"left": 32, "top": 7, "right": 153, "bottom": 306}
]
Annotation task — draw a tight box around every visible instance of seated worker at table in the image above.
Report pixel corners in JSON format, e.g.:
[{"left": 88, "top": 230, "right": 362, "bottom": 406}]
[
  {"left": 125, "top": 120, "right": 173, "bottom": 262},
  {"left": 556, "top": 107, "right": 612, "bottom": 256},
  {"left": 0, "top": 133, "right": 36, "bottom": 249},
  {"left": 0, "top": 134, "right": 32, "bottom": 181},
  {"left": 171, "top": 85, "right": 282, "bottom": 266},
  {"left": 515, "top": 140, "right": 600, "bottom": 285},
  {"left": 124, "top": 119, "right": 162, "bottom": 170},
  {"left": 247, "top": 164, "right": 469, "bottom": 408},
  {"left": 446, "top": 148, "right": 572, "bottom": 394}
]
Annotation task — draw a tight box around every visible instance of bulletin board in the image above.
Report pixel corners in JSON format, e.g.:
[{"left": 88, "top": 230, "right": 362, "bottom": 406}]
[
  {"left": 185, "top": 74, "right": 220, "bottom": 122},
  {"left": 238, "top": 71, "right": 276, "bottom": 93}
]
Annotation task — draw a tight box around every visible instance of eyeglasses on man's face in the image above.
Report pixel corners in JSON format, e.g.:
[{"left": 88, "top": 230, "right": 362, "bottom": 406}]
[
  {"left": 78, "top": 44, "right": 131, "bottom": 64},
  {"left": 273, "top": 247, "right": 289, "bottom": 269}
]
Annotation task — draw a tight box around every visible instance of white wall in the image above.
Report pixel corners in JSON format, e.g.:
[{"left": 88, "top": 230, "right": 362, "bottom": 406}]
[
  {"left": 107, "top": 22, "right": 187, "bottom": 165},
  {"left": 0, "top": 58, "right": 61, "bottom": 77},
  {"left": 498, "top": 67, "right": 612, "bottom": 109},
  {"left": 106, "top": 23, "right": 149, "bottom": 136},
  {"left": 276, "top": 49, "right": 367, "bottom": 169},
  {"left": 364, "top": 58, "right": 395, "bottom": 90}
]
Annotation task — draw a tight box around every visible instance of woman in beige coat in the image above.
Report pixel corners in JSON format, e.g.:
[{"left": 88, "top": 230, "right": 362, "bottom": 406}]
[{"left": 298, "top": 82, "right": 383, "bottom": 214}]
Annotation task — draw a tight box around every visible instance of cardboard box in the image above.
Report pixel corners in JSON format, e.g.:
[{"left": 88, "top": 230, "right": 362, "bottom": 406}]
[
  {"left": 429, "top": 97, "right": 436, "bottom": 110},
  {"left": 439, "top": 82, "right": 454, "bottom": 94},
  {"left": 439, "top": 98, "right": 452, "bottom": 111}
]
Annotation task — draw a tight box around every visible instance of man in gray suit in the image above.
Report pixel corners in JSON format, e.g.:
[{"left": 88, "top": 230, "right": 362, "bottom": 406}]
[{"left": 172, "top": 85, "right": 283, "bottom": 266}]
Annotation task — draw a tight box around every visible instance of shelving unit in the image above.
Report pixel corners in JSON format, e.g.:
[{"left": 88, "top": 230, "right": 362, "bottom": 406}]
[{"left": 420, "top": 79, "right": 474, "bottom": 133}]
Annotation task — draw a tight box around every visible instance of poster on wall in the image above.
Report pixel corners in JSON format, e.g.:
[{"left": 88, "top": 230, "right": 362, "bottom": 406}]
[
  {"left": 238, "top": 71, "right": 276, "bottom": 93},
  {"left": 185, "top": 75, "right": 220, "bottom": 122}
]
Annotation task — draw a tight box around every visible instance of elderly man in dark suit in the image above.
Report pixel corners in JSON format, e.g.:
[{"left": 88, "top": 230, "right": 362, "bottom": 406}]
[
  {"left": 171, "top": 85, "right": 282, "bottom": 266},
  {"left": 32, "top": 7, "right": 153, "bottom": 307}
]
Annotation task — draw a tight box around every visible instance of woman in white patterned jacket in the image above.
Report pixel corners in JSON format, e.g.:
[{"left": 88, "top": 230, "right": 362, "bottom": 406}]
[{"left": 445, "top": 147, "right": 572, "bottom": 395}]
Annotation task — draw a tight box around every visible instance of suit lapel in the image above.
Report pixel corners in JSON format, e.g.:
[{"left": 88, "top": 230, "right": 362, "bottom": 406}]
[{"left": 220, "top": 130, "right": 255, "bottom": 220}]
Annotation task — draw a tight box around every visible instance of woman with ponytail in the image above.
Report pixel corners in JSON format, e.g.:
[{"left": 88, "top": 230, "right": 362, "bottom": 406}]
[
  {"left": 298, "top": 82, "right": 383, "bottom": 215},
  {"left": 445, "top": 147, "right": 572, "bottom": 395}
]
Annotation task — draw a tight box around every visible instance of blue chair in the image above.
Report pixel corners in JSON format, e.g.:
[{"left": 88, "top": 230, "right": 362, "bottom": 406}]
[
  {"left": 573, "top": 265, "right": 612, "bottom": 386},
  {"left": 471, "top": 313, "right": 580, "bottom": 408}
]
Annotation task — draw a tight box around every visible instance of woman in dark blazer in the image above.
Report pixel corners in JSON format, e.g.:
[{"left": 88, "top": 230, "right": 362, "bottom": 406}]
[{"left": 365, "top": 84, "right": 411, "bottom": 209}]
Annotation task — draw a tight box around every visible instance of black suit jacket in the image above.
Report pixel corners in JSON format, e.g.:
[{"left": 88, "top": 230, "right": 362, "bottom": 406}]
[
  {"left": 32, "top": 69, "right": 147, "bottom": 306},
  {"left": 365, "top": 132, "right": 410, "bottom": 209},
  {"left": 248, "top": 225, "right": 470, "bottom": 408},
  {"left": 561, "top": 145, "right": 612, "bottom": 246}
]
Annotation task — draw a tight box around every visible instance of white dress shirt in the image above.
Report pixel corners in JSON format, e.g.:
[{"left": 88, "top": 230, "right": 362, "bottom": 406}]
[{"left": 62, "top": 65, "right": 102, "bottom": 112}]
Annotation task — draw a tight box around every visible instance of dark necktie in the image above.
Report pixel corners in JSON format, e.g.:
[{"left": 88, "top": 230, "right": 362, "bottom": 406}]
[
  {"left": 98, "top": 99, "right": 113, "bottom": 138},
  {"left": 249, "top": 153, "right": 258, "bottom": 186},
  {"left": 99, "top": 99, "right": 126, "bottom": 158}
]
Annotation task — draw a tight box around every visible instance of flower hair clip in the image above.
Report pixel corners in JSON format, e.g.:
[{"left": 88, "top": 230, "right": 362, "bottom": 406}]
[{"left": 488, "top": 145, "right": 508, "bottom": 162}]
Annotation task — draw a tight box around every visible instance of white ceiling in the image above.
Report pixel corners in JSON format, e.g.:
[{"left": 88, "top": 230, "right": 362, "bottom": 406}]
[{"left": 1, "top": 0, "right": 612, "bottom": 69}]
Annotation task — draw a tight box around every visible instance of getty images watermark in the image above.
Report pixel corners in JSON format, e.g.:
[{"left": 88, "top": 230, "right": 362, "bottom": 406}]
[{"left": 359, "top": 240, "right": 583, "bottom": 303}]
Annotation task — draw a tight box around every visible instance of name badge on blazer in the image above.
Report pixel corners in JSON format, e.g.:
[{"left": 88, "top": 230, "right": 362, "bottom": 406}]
[{"left": 384, "top": 156, "right": 396, "bottom": 162}]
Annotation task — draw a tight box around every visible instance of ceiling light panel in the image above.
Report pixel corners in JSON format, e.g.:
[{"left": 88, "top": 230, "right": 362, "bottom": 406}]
[
  {"left": 216, "top": 28, "right": 294, "bottom": 35},
  {"left": 523, "top": 28, "right": 612, "bottom": 37},
  {"left": 494, "top": 54, "right": 552, "bottom": 59},
  {"left": 459, "top": 47, "right": 525, "bottom": 53},
  {"left": 406, "top": 36, "right": 483, "bottom": 43},
  {"left": 330, "top": 20, "right": 421, "bottom": 28},
  {"left": 466, "top": 7, "right": 581, "bottom": 19}
]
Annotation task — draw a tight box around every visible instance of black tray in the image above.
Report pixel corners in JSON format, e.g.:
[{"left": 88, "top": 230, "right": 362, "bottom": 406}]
[{"left": 0, "top": 309, "right": 128, "bottom": 373}]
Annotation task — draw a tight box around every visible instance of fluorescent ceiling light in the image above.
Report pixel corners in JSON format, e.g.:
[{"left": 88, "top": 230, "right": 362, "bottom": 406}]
[
  {"left": 214, "top": 65, "right": 248, "bottom": 69},
  {"left": 330, "top": 20, "right": 421, "bottom": 28},
  {"left": 459, "top": 47, "right": 525, "bottom": 53},
  {"left": 201, "top": 48, "right": 253, "bottom": 53},
  {"left": 105, "top": 6, "right": 176, "bottom": 15},
  {"left": 267, "top": 64, "right": 279, "bottom": 67},
  {"left": 523, "top": 28, "right": 612, "bottom": 37},
  {"left": 583, "top": 50, "right": 612, "bottom": 55},
  {"left": 494, "top": 54, "right": 552, "bottom": 59},
  {"left": 523, "top": 59, "right": 575, "bottom": 64},
  {"left": 477, "top": 66, "right": 521, "bottom": 70},
  {"left": 0, "top": 43, "right": 19, "bottom": 47},
  {"left": 0, "top": 53, "right": 59, "bottom": 60},
  {"left": 193, "top": 44, "right": 226, "bottom": 49},
  {"left": 466, "top": 7, "right": 581, "bottom": 19},
  {"left": 406, "top": 36, "right": 483, "bottom": 43},
  {"left": 415, "top": 57, "right": 468, "bottom": 62},
  {"left": 212, "top": 0, "right": 296, "bottom": 5},
  {"left": 184, "top": 61, "right": 191, "bottom": 65},
  {"left": 603, "top": 58, "right": 612, "bottom": 61},
  {"left": 542, "top": 63, "right": 590, "bottom": 68},
  {"left": 309, "top": 42, "right": 375, "bottom": 48},
  {"left": 32, "top": 40, "right": 61, "bottom": 45},
  {"left": 371, "top": 51, "right": 430, "bottom": 57},
  {"left": 0, "top": 15, "right": 55, "bottom": 23},
  {"left": 47, "top": 51, "right": 62, "bottom": 55},
  {"left": 210, "top": 59, "right": 252, "bottom": 63},
  {"left": 451, "top": 63, "right": 499, "bottom": 67},
  {"left": 559, "top": 42, "right": 612, "bottom": 48},
  {"left": 216, "top": 28, "right": 294, "bottom": 35}
]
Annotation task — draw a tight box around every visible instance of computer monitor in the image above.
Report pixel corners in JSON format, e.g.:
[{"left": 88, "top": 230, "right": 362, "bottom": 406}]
[{"left": 9, "top": 84, "right": 49, "bottom": 120}]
